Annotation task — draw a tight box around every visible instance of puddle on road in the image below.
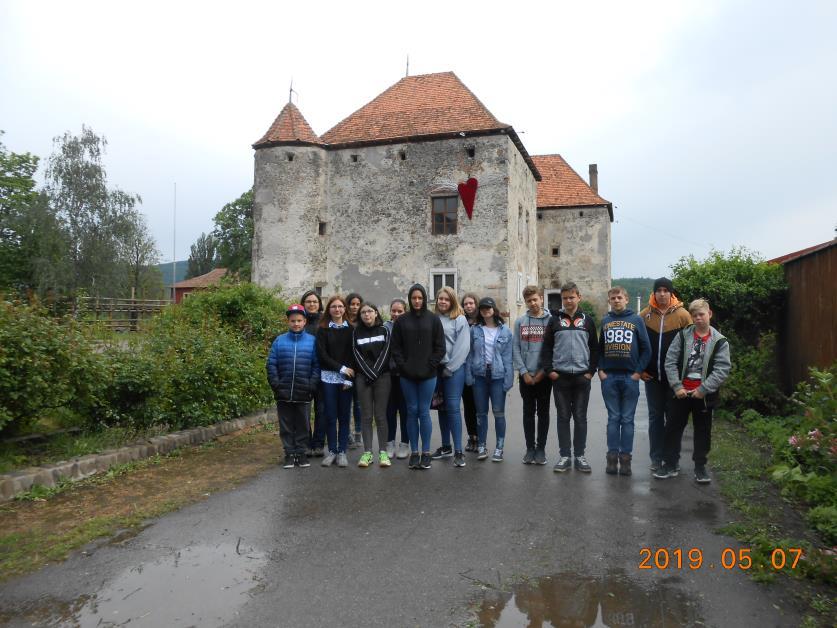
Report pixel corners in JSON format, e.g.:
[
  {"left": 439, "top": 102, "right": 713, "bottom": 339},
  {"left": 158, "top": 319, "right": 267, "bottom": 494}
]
[
  {"left": 473, "top": 573, "right": 701, "bottom": 627},
  {"left": 4, "top": 543, "right": 266, "bottom": 628}
]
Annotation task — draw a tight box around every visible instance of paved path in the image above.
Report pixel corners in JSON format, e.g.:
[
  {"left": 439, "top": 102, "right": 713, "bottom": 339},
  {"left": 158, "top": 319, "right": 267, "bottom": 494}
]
[{"left": 0, "top": 385, "right": 803, "bottom": 627}]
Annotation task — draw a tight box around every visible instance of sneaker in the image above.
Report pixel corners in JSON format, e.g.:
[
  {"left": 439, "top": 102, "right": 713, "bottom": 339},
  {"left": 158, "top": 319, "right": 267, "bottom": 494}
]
[
  {"left": 431, "top": 446, "right": 453, "bottom": 459},
  {"left": 311, "top": 447, "right": 324, "bottom": 458},
  {"left": 358, "top": 451, "right": 373, "bottom": 468},
  {"left": 321, "top": 451, "right": 337, "bottom": 467},
  {"left": 653, "top": 464, "right": 680, "bottom": 479},
  {"left": 408, "top": 452, "right": 421, "bottom": 469},
  {"left": 694, "top": 465, "right": 711, "bottom": 483},
  {"left": 397, "top": 442, "right": 411, "bottom": 459},
  {"left": 465, "top": 437, "right": 476, "bottom": 452},
  {"left": 379, "top": 451, "right": 392, "bottom": 467},
  {"left": 347, "top": 433, "right": 360, "bottom": 450},
  {"left": 453, "top": 452, "right": 466, "bottom": 467},
  {"left": 522, "top": 448, "right": 536, "bottom": 464},
  {"left": 574, "top": 455, "right": 592, "bottom": 473},
  {"left": 492, "top": 448, "right": 504, "bottom": 462},
  {"left": 649, "top": 459, "right": 662, "bottom": 472},
  {"left": 337, "top": 453, "right": 348, "bottom": 468},
  {"left": 534, "top": 449, "right": 547, "bottom": 465},
  {"left": 354, "top": 433, "right": 364, "bottom": 450},
  {"left": 297, "top": 454, "right": 310, "bottom": 468},
  {"left": 386, "top": 441, "right": 396, "bottom": 458},
  {"left": 553, "top": 456, "right": 572, "bottom": 473},
  {"left": 477, "top": 445, "right": 488, "bottom": 460},
  {"left": 420, "top": 453, "right": 432, "bottom": 469},
  {"left": 283, "top": 455, "right": 296, "bottom": 469}
]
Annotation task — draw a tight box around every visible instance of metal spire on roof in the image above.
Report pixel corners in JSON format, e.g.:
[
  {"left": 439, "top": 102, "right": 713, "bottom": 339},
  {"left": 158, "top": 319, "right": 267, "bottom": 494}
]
[
  {"left": 406, "top": 55, "right": 409, "bottom": 77},
  {"left": 289, "top": 79, "right": 297, "bottom": 104}
]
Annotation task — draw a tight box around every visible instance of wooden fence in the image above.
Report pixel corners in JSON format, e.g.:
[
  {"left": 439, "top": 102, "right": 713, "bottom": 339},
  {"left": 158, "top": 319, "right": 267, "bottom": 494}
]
[{"left": 76, "top": 297, "right": 172, "bottom": 331}]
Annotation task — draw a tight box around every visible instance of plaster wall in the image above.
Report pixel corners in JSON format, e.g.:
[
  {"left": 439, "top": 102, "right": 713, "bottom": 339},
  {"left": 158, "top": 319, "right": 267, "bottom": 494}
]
[{"left": 537, "top": 205, "right": 612, "bottom": 316}]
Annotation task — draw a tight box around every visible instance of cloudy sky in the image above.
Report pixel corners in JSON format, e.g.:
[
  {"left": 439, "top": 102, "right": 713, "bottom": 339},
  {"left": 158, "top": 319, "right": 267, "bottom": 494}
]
[{"left": 2, "top": 0, "right": 834, "bottom": 279}]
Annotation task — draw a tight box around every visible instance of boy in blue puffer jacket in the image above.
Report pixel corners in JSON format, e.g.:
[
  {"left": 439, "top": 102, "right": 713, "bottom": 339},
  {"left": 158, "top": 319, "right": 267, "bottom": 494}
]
[{"left": 267, "top": 304, "right": 321, "bottom": 469}]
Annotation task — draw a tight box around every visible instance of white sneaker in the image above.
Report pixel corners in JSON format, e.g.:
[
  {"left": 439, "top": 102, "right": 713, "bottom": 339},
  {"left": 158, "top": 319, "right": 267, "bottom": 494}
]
[
  {"left": 321, "top": 452, "right": 337, "bottom": 467},
  {"left": 386, "top": 440, "right": 396, "bottom": 458},
  {"left": 337, "top": 453, "right": 349, "bottom": 468},
  {"left": 396, "top": 442, "right": 410, "bottom": 459}
]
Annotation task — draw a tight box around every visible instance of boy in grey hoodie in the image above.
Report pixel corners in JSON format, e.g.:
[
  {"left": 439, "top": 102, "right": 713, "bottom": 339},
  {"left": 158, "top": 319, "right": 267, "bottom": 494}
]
[{"left": 513, "top": 285, "right": 552, "bottom": 465}]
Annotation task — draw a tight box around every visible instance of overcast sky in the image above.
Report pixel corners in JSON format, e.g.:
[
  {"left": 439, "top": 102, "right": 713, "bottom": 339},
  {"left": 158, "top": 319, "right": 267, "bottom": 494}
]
[{"left": 2, "top": 0, "right": 835, "bottom": 279}]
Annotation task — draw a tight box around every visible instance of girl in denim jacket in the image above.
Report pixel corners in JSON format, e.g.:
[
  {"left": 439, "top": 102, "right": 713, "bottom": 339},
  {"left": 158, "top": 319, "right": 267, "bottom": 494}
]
[{"left": 465, "top": 297, "right": 514, "bottom": 462}]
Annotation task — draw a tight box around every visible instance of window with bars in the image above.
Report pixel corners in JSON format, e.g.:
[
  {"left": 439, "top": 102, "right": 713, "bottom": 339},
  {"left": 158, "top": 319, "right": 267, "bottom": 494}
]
[
  {"left": 431, "top": 269, "right": 457, "bottom": 299},
  {"left": 431, "top": 196, "right": 458, "bottom": 235}
]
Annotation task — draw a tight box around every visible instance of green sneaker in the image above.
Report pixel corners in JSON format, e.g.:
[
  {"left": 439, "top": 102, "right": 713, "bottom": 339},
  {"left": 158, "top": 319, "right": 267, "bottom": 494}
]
[
  {"left": 379, "top": 451, "right": 392, "bottom": 467},
  {"left": 358, "top": 451, "right": 373, "bottom": 468}
]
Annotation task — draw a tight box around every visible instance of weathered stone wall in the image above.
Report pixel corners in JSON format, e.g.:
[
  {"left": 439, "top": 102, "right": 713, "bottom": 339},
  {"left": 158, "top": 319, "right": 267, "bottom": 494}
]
[
  {"left": 506, "top": 142, "right": 539, "bottom": 317},
  {"left": 254, "top": 134, "right": 538, "bottom": 313},
  {"left": 252, "top": 145, "right": 327, "bottom": 296},
  {"left": 537, "top": 205, "right": 611, "bottom": 316}
]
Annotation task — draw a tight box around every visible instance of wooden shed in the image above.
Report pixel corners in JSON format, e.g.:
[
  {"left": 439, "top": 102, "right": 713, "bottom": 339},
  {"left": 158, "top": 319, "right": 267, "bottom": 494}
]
[{"left": 769, "top": 240, "right": 836, "bottom": 391}]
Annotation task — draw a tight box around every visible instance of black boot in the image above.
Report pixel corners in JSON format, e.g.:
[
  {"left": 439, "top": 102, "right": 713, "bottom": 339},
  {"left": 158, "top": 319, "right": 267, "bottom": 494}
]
[
  {"left": 606, "top": 452, "right": 618, "bottom": 475},
  {"left": 618, "top": 453, "right": 632, "bottom": 476}
]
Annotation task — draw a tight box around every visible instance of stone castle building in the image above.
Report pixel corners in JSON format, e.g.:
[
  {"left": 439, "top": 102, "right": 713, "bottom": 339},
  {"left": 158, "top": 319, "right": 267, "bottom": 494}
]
[{"left": 252, "top": 72, "right": 612, "bottom": 317}]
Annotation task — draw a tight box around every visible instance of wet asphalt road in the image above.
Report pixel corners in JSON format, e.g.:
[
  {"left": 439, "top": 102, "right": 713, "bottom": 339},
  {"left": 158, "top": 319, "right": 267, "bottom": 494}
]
[{"left": 0, "top": 385, "right": 804, "bottom": 627}]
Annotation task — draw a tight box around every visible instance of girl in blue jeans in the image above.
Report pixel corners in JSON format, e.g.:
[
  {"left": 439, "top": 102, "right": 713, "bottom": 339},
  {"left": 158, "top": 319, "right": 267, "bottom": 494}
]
[
  {"left": 431, "top": 286, "right": 470, "bottom": 468},
  {"left": 390, "top": 284, "right": 446, "bottom": 470},
  {"left": 466, "top": 297, "right": 514, "bottom": 462}
]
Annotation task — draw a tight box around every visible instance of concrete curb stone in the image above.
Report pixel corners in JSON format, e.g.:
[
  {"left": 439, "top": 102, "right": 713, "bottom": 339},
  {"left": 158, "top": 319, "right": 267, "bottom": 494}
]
[{"left": 0, "top": 407, "right": 276, "bottom": 502}]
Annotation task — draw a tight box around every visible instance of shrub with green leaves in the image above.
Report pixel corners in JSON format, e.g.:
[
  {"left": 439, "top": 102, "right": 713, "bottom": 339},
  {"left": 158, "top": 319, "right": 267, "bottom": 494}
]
[
  {"left": 174, "top": 282, "right": 287, "bottom": 350},
  {"left": 0, "top": 301, "right": 105, "bottom": 435},
  {"left": 671, "top": 247, "right": 788, "bottom": 415}
]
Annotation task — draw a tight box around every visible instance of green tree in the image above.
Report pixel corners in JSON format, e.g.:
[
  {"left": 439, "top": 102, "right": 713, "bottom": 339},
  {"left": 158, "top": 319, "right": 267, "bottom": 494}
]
[
  {"left": 212, "top": 189, "right": 252, "bottom": 281},
  {"left": 0, "top": 133, "right": 41, "bottom": 291},
  {"left": 45, "top": 126, "right": 146, "bottom": 297},
  {"left": 186, "top": 232, "right": 219, "bottom": 279},
  {"left": 671, "top": 247, "right": 788, "bottom": 414},
  {"left": 121, "top": 212, "right": 162, "bottom": 298}
]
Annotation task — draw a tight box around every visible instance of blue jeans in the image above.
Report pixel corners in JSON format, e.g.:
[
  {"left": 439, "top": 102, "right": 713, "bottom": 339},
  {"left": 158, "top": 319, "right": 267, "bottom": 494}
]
[
  {"left": 437, "top": 365, "right": 466, "bottom": 451},
  {"left": 601, "top": 372, "right": 640, "bottom": 454},
  {"left": 400, "top": 377, "right": 436, "bottom": 453},
  {"left": 322, "top": 382, "right": 352, "bottom": 454},
  {"left": 645, "top": 379, "right": 668, "bottom": 463},
  {"left": 473, "top": 375, "right": 507, "bottom": 449}
]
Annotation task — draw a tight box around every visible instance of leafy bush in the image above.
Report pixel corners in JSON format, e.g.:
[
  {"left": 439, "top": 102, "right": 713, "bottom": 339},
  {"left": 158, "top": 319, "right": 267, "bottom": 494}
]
[
  {"left": 670, "top": 247, "right": 786, "bottom": 346},
  {"left": 578, "top": 300, "right": 598, "bottom": 328},
  {"left": 0, "top": 301, "right": 106, "bottom": 435},
  {"left": 89, "top": 311, "right": 273, "bottom": 431},
  {"left": 174, "top": 282, "right": 287, "bottom": 349},
  {"left": 671, "top": 247, "right": 788, "bottom": 415},
  {"left": 807, "top": 505, "right": 837, "bottom": 545}
]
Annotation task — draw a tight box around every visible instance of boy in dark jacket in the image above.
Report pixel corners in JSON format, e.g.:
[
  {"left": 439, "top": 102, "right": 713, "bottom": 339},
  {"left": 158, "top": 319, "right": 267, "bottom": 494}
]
[
  {"left": 266, "top": 304, "right": 321, "bottom": 469},
  {"left": 540, "top": 282, "right": 598, "bottom": 473},
  {"left": 598, "top": 287, "right": 651, "bottom": 477}
]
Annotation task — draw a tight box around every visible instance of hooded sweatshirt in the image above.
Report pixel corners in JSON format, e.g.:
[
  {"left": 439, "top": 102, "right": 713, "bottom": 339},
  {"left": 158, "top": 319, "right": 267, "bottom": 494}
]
[
  {"left": 390, "top": 284, "right": 446, "bottom": 380},
  {"left": 639, "top": 293, "right": 692, "bottom": 383},
  {"left": 439, "top": 313, "right": 470, "bottom": 373},
  {"left": 513, "top": 309, "right": 552, "bottom": 375},
  {"left": 539, "top": 308, "right": 598, "bottom": 375},
  {"left": 598, "top": 308, "right": 651, "bottom": 374}
]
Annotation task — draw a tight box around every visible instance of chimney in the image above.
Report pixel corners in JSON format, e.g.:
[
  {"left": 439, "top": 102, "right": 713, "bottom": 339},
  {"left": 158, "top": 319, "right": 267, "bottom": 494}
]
[{"left": 588, "top": 164, "right": 598, "bottom": 193}]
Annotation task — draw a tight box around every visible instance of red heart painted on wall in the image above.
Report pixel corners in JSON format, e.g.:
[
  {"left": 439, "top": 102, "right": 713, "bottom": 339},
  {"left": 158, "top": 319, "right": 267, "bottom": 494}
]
[{"left": 458, "top": 178, "right": 478, "bottom": 219}]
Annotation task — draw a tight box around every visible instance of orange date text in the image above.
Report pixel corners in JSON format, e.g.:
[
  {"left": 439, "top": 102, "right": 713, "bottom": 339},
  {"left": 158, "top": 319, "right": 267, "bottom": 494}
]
[{"left": 638, "top": 547, "right": 803, "bottom": 570}]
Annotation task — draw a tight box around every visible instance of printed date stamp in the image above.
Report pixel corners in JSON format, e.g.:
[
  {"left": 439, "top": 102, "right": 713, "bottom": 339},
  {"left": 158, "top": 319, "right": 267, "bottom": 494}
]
[{"left": 639, "top": 547, "right": 803, "bottom": 570}]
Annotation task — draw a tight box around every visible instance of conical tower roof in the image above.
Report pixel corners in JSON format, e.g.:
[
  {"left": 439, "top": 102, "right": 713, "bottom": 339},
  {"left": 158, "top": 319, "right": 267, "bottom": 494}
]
[{"left": 253, "top": 102, "right": 322, "bottom": 148}]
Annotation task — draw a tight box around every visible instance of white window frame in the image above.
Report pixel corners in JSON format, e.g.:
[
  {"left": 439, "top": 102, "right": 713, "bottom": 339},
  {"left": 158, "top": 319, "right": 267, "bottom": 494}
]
[
  {"left": 429, "top": 268, "right": 458, "bottom": 301},
  {"left": 517, "top": 272, "right": 523, "bottom": 304}
]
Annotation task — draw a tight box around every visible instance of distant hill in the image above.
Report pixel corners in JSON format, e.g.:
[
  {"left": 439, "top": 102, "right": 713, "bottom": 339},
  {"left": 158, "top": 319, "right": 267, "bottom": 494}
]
[
  {"left": 157, "top": 261, "right": 189, "bottom": 286},
  {"left": 613, "top": 277, "right": 654, "bottom": 303}
]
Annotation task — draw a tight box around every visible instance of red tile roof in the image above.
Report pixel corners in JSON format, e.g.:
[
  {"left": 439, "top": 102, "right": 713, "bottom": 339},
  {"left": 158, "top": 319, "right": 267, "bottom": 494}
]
[
  {"left": 768, "top": 239, "right": 835, "bottom": 264},
  {"left": 532, "top": 154, "right": 611, "bottom": 213},
  {"left": 174, "top": 268, "right": 228, "bottom": 289},
  {"left": 320, "top": 72, "right": 508, "bottom": 145},
  {"left": 254, "top": 102, "right": 322, "bottom": 147}
]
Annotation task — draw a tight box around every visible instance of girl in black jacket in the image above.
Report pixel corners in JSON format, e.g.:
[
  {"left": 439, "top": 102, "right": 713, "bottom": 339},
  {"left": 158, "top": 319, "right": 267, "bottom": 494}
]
[
  {"left": 352, "top": 303, "right": 392, "bottom": 467},
  {"left": 390, "top": 284, "right": 446, "bottom": 470},
  {"left": 316, "top": 295, "right": 355, "bottom": 468}
]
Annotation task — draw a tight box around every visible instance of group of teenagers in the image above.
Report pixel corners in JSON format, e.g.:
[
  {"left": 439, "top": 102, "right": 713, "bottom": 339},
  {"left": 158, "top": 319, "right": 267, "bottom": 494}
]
[{"left": 266, "top": 277, "right": 731, "bottom": 483}]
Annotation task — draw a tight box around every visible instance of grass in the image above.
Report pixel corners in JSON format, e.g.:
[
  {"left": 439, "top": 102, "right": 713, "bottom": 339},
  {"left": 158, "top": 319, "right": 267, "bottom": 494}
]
[
  {"left": 0, "top": 422, "right": 280, "bottom": 581},
  {"left": 712, "top": 416, "right": 836, "bottom": 626},
  {"left": 0, "top": 424, "right": 169, "bottom": 474}
]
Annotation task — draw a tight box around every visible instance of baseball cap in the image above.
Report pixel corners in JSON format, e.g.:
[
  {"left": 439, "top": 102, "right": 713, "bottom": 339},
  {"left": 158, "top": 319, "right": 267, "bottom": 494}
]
[
  {"left": 478, "top": 297, "right": 497, "bottom": 310},
  {"left": 286, "top": 304, "right": 306, "bottom": 317}
]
